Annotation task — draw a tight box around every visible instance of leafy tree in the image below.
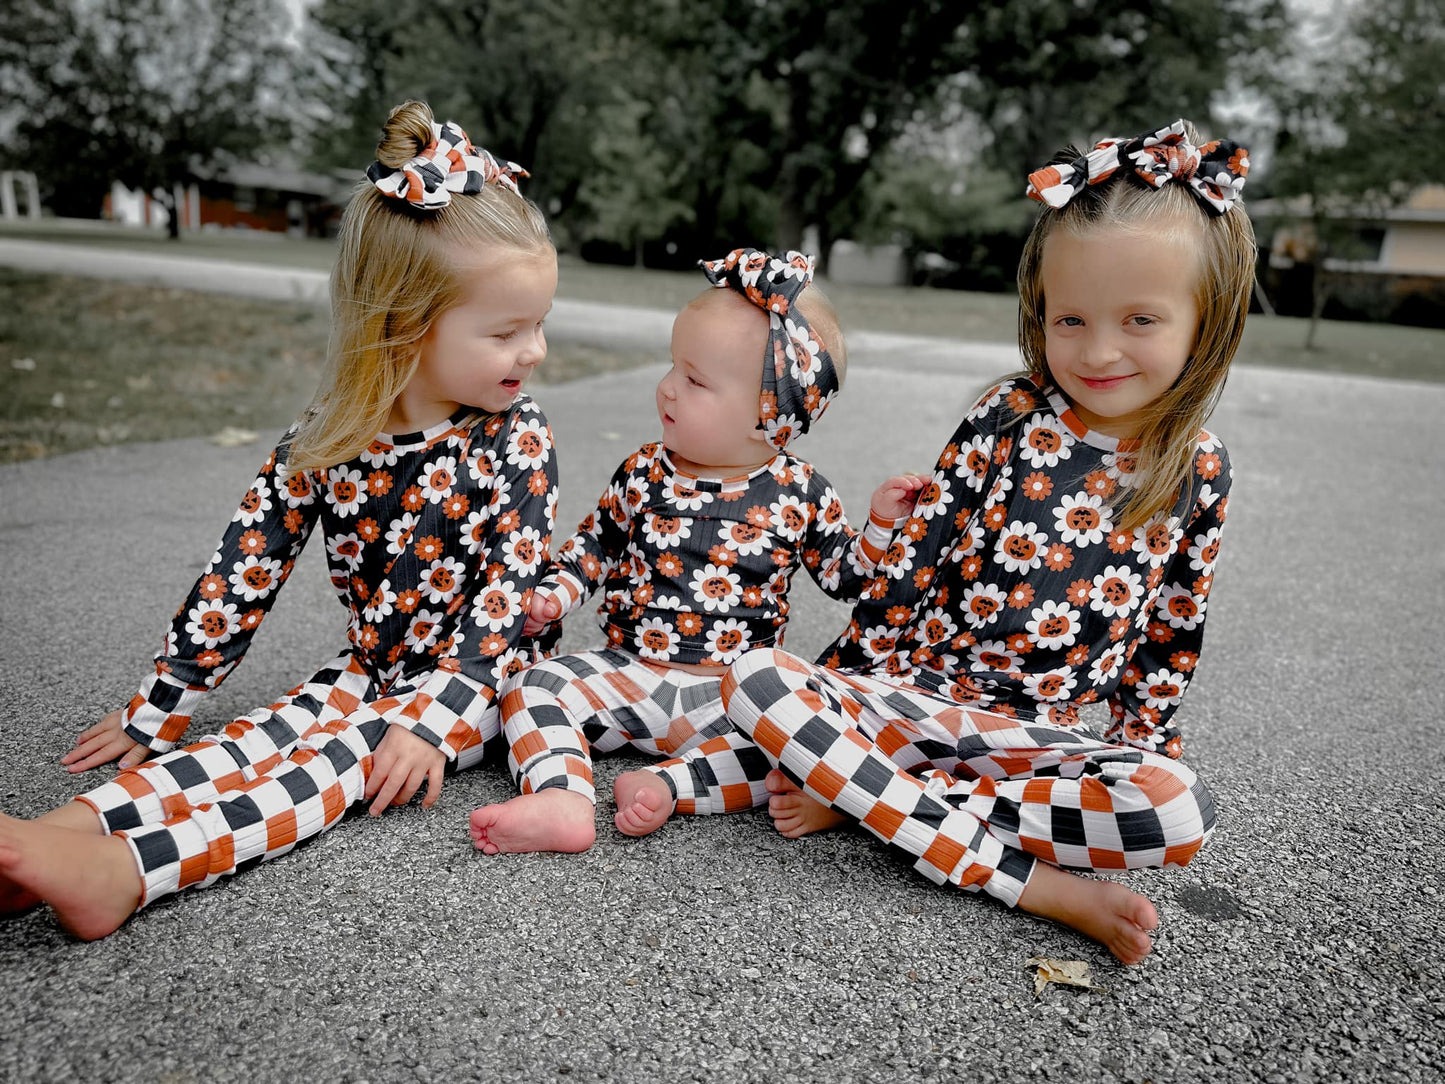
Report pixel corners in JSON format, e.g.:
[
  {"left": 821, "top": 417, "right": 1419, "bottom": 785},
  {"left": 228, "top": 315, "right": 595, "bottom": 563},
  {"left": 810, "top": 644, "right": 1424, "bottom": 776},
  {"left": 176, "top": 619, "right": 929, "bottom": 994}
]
[
  {"left": 1263, "top": 0, "right": 1445, "bottom": 343},
  {"left": 0, "top": 0, "right": 299, "bottom": 236}
]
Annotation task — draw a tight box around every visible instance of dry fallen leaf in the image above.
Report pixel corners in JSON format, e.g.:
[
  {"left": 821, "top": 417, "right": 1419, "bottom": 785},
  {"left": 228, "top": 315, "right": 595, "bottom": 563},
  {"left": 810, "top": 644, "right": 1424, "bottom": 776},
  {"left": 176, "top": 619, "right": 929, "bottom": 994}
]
[
  {"left": 1026, "top": 956, "right": 1105, "bottom": 998},
  {"left": 211, "top": 426, "right": 259, "bottom": 448}
]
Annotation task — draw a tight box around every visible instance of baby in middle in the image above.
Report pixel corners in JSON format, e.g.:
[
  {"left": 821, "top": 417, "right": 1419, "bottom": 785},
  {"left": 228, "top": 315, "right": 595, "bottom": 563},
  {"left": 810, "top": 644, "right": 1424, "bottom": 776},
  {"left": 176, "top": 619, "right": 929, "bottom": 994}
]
[{"left": 469, "top": 247, "right": 923, "bottom": 853}]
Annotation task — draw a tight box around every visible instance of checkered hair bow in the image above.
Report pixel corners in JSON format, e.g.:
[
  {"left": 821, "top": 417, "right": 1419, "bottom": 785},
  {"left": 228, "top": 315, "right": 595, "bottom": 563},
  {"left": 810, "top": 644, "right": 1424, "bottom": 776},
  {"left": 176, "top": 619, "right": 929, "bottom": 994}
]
[
  {"left": 699, "top": 247, "right": 839, "bottom": 451},
  {"left": 365, "top": 121, "right": 528, "bottom": 211},
  {"left": 1027, "top": 119, "right": 1250, "bottom": 216}
]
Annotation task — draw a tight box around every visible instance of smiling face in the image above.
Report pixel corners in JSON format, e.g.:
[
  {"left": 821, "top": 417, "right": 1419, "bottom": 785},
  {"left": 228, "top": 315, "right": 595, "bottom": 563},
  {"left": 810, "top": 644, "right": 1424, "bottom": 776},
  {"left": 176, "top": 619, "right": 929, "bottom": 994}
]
[
  {"left": 656, "top": 291, "right": 774, "bottom": 474},
  {"left": 389, "top": 247, "right": 557, "bottom": 431},
  {"left": 1040, "top": 227, "right": 1201, "bottom": 439}
]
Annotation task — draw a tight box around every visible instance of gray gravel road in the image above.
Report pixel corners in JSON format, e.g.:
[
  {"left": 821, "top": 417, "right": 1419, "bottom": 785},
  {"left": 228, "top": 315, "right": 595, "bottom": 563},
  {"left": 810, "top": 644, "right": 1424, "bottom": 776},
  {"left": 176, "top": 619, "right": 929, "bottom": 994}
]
[{"left": 0, "top": 243, "right": 1441, "bottom": 1082}]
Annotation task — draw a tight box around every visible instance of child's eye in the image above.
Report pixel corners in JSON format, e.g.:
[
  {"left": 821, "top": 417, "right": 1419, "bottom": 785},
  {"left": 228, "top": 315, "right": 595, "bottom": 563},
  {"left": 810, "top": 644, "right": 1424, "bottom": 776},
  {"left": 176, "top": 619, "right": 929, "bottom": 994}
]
[
  {"left": 1056, "top": 316, "right": 1083, "bottom": 327},
  {"left": 687, "top": 375, "right": 704, "bottom": 387},
  {"left": 1129, "top": 315, "right": 1157, "bottom": 327},
  {"left": 495, "top": 329, "right": 518, "bottom": 341}
]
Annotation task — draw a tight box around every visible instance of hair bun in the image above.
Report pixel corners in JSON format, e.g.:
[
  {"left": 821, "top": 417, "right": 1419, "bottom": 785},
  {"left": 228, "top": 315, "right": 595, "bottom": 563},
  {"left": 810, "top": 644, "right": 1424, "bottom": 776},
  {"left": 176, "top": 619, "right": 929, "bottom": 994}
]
[{"left": 375, "top": 100, "right": 436, "bottom": 169}]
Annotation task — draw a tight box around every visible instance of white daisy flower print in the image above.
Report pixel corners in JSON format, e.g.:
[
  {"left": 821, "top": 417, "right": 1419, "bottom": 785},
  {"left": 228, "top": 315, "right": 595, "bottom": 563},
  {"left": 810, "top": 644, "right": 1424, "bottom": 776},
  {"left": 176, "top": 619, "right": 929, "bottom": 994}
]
[
  {"left": 961, "top": 583, "right": 1008, "bottom": 628},
  {"left": 664, "top": 479, "right": 713, "bottom": 513},
  {"left": 957, "top": 435, "right": 993, "bottom": 491},
  {"left": 362, "top": 580, "right": 396, "bottom": 624},
  {"left": 1089, "top": 565, "right": 1145, "bottom": 618},
  {"left": 505, "top": 419, "right": 552, "bottom": 469},
  {"left": 185, "top": 601, "right": 240, "bottom": 648},
  {"left": 1157, "top": 585, "right": 1205, "bottom": 630},
  {"left": 469, "top": 447, "right": 497, "bottom": 485},
  {"left": 634, "top": 617, "right": 680, "bottom": 661},
  {"left": 486, "top": 472, "right": 513, "bottom": 516},
  {"left": 228, "top": 555, "right": 284, "bottom": 602},
  {"left": 406, "top": 608, "right": 445, "bottom": 653},
  {"left": 235, "top": 479, "right": 275, "bottom": 527},
  {"left": 326, "top": 532, "right": 364, "bottom": 570},
  {"left": 769, "top": 495, "right": 810, "bottom": 541},
  {"left": 1023, "top": 668, "right": 1078, "bottom": 702},
  {"left": 384, "top": 512, "right": 420, "bottom": 556},
  {"left": 643, "top": 512, "right": 691, "bottom": 549},
  {"left": 718, "top": 521, "right": 772, "bottom": 557},
  {"left": 1139, "top": 669, "right": 1186, "bottom": 712},
  {"left": 968, "top": 639, "right": 1021, "bottom": 673},
  {"left": 358, "top": 438, "right": 397, "bottom": 469},
  {"left": 471, "top": 579, "right": 523, "bottom": 633},
  {"left": 501, "top": 526, "right": 545, "bottom": 576},
  {"left": 705, "top": 618, "right": 752, "bottom": 664},
  {"left": 421, "top": 556, "right": 468, "bottom": 605},
  {"left": 325, "top": 467, "right": 367, "bottom": 518},
  {"left": 690, "top": 563, "right": 742, "bottom": 612},
  {"left": 1026, "top": 600, "right": 1082, "bottom": 650},
  {"left": 1088, "top": 650, "right": 1124, "bottom": 686},
  {"left": 994, "top": 521, "right": 1047, "bottom": 574},
  {"left": 1018, "top": 416, "right": 1072, "bottom": 469},
  {"left": 1055, "top": 493, "right": 1110, "bottom": 547},
  {"left": 1188, "top": 527, "right": 1223, "bottom": 572},
  {"left": 418, "top": 456, "right": 458, "bottom": 504}
]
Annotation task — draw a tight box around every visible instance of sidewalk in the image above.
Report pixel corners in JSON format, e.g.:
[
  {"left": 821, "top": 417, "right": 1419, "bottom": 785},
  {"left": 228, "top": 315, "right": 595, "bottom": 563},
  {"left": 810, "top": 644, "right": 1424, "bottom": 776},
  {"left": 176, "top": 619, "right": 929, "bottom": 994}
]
[{"left": 1, "top": 241, "right": 1441, "bottom": 1083}]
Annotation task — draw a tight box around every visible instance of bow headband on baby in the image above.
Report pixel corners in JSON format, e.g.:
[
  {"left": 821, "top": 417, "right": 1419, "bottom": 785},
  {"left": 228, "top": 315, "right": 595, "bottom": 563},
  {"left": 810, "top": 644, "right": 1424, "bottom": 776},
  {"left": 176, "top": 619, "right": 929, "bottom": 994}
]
[
  {"left": 699, "top": 248, "right": 839, "bottom": 451},
  {"left": 366, "top": 120, "right": 529, "bottom": 211},
  {"left": 1026, "top": 118, "right": 1250, "bottom": 216}
]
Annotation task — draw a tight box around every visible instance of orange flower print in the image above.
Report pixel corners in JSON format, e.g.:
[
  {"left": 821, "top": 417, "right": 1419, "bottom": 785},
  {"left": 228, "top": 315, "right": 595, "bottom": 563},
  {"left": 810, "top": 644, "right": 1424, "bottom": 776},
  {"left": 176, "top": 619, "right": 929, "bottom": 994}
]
[
  {"left": 982, "top": 504, "right": 1007, "bottom": 531},
  {"left": 913, "top": 567, "right": 935, "bottom": 590},
  {"left": 677, "top": 613, "right": 704, "bottom": 637},
  {"left": 960, "top": 555, "right": 984, "bottom": 581},
  {"left": 368, "top": 470, "right": 393, "bottom": 496},
  {"left": 479, "top": 632, "right": 508, "bottom": 656},
  {"left": 395, "top": 589, "right": 421, "bottom": 614},
  {"left": 1005, "top": 632, "right": 1032, "bottom": 655},
  {"left": 1007, "top": 389, "right": 1033, "bottom": 416},
  {"left": 284, "top": 509, "right": 305, "bottom": 534},
  {"left": 1066, "top": 579, "right": 1091, "bottom": 606},
  {"left": 240, "top": 608, "right": 264, "bottom": 631},
  {"left": 1043, "top": 543, "right": 1074, "bottom": 571},
  {"left": 239, "top": 530, "right": 267, "bottom": 556},
  {"left": 1106, "top": 529, "right": 1133, "bottom": 554},
  {"left": 196, "top": 649, "right": 224, "bottom": 668},
  {"left": 1084, "top": 471, "right": 1116, "bottom": 500},
  {"left": 443, "top": 494, "right": 470, "bottom": 519},
  {"left": 993, "top": 436, "right": 1014, "bottom": 466},
  {"left": 709, "top": 544, "right": 738, "bottom": 567},
  {"left": 1006, "top": 583, "right": 1036, "bottom": 609},
  {"left": 759, "top": 391, "right": 779, "bottom": 423},
  {"left": 656, "top": 552, "right": 684, "bottom": 578},
  {"left": 886, "top": 605, "right": 913, "bottom": 627},
  {"left": 529, "top": 469, "right": 550, "bottom": 496},
  {"left": 199, "top": 575, "right": 227, "bottom": 601},
  {"left": 356, "top": 518, "right": 380, "bottom": 543},
  {"left": 495, "top": 510, "right": 521, "bottom": 534},
  {"left": 1169, "top": 650, "right": 1199, "bottom": 671},
  {"left": 742, "top": 586, "right": 764, "bottom": 607},
  {"left": 633, "top": 582, "right": 655, "bottom": 606},
  {"left": 401, "top": 486, "right": 425, "bottom": 512},
  {"left": 1021, "top": 472, "right": 1053, "bottom": 501},
  {"left": 1109, "top": 617, "right": 1130, "bottom": 642},
  {"left": 358, "top": 625, "right": 380, "bottom": 650},
  {"left": 414, "top": 535, "right": 444, "bottom": 562},
  {"left": 939, "top": 443, "right": 960, "bottom": 469},
  {"left": 1228, "top": 147, "right": 1250, "bottom": 176},
  {"left": 1196, "top": 451, "right": 1222, "bottom": 479},
  {"left": 1146, "top": 622, "right": 1173, "bottom": 643},
  {"left": 1066, "top": 644, "right": 1090, "bottom": 667},
  {"left": 905, "top": 518, "right": 928, "bottom": 541}
]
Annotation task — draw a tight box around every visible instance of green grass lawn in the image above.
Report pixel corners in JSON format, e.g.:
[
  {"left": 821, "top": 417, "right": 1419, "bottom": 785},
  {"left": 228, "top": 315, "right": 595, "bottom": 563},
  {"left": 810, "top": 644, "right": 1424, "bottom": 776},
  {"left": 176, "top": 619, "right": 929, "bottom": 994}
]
[{"left": 3, "top": 219, "right": 1442, "bottom": 462}]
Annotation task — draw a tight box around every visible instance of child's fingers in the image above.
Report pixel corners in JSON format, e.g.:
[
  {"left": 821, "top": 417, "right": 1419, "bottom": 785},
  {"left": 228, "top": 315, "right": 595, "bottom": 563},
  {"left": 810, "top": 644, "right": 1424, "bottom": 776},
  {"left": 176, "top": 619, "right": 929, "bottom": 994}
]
[
  {"left": 118, "top": 745, "right": 150, "bottom": 769},
  {"left": 368, "top": 770, "right": 403, "bottom": 816},
  {"left": 422, "top": 763, "right": 444, "bottom": 808},
  {"left": 63, "top": 735, "right": 131, "bottom": 773}
]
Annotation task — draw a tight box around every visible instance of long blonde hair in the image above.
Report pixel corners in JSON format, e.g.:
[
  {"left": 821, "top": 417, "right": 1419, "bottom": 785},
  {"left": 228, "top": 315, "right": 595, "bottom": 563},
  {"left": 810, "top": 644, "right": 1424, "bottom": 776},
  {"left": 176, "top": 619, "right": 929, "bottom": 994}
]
[
  {"left": 1016, "top": 123, "right": 1256, "bottom": 531},
  {"left": 286, "top": 100, "right": 553, "bottom": 472}
]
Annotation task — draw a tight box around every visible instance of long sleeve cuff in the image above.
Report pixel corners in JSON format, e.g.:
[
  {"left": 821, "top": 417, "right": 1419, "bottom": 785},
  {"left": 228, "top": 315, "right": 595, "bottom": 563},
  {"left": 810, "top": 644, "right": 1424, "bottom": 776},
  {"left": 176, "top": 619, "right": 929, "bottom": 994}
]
[
  {"left": 383, "top": 664, "right": 497, "bottom": 762},
  {"left": 122, "top": 669, "right": 209, "bottom": 752},
  {"left": 856, "top": 509, "right": 906, "bottom": 573},
  {"left": 536, "top": 568, "right": 589, "bottom": 620}
]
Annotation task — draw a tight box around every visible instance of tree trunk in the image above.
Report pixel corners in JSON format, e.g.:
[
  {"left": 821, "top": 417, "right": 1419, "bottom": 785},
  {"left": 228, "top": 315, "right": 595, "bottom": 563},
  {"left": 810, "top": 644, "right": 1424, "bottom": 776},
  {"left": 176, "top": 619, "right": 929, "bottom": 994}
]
[{"left": 162, "top": 189, "right": 181, "bottom": 240}]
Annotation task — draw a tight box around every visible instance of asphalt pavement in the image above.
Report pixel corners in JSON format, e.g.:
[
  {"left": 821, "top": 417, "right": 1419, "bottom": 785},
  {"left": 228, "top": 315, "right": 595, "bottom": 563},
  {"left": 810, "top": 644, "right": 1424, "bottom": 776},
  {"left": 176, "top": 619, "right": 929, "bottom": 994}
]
[{"left": 0, "top": 240, "right": 1441, "bottom": 1083}]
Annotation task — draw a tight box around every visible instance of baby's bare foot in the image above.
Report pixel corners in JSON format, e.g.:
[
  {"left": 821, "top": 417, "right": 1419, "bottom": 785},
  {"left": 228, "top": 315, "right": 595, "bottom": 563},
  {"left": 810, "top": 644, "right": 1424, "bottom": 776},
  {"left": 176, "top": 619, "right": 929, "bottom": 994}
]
[
  {"left": 0, "top": 812, "right": 141, "bottom": 940},
  {"left": 1016, "top": 861, "right": 1159, "bottom": 966},
  {"left": 1, "top": 802, "right": 109, "bottom": 916},
  {"left": 613, "top": 771, "right": 673, "bottom": 838},
  {"left": 469, "top": 791, "right": 595, "bottom": 855},
  {"left": 764, "top": 769, "right": 848, "bottom": 838}
]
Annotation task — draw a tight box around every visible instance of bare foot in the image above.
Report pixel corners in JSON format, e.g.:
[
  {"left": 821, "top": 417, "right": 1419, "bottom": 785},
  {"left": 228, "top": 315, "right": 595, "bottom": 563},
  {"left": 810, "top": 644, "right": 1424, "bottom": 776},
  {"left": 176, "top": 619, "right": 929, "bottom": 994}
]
[
  {"left": 612, "top": 771, "right": 673, "bottom": 838},
  {"left": 765, "top": 769, "right": 848, "bottom": 838},
  {"left": 1016, "top": 861, "right": 1159, "bottom": 966},
  {"left": 2, "top": 803, "right": 107, "bottom": 916},
  {"left": 469, "top": 790, "right": 595, "bottom": 855},
  {"left": 0, "top": 813, "right": 142, "bottom": 940}
]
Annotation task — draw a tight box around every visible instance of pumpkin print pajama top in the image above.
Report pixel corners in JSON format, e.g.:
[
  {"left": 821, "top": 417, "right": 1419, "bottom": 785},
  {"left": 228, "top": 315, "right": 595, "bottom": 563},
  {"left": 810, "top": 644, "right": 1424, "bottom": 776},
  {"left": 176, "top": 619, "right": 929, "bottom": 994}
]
[
  {"left": 722, "top": 376, "right": 1229, "bottom": 905},
  {"left": 498, "top": 441, "right": 898, "bottom": 813},
  {"left": 78, "top": 397, "right": 559, "bottom": 905}
]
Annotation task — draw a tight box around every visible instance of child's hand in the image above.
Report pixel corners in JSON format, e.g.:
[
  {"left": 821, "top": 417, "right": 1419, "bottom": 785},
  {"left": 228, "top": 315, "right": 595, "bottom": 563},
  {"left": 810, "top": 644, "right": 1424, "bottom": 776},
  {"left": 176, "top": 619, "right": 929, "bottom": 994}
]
[
  {"left": 523, "top": 590, "right": 563, "bottom": 637},
  {"left": 61, "top": 709, "right": 153, "bottom": 773},
  {"left": 364, "top": 724, "right": 447, "bottom": 816},
  {"left": 871, "top": 473, "right": 929, "bottom": 522}
]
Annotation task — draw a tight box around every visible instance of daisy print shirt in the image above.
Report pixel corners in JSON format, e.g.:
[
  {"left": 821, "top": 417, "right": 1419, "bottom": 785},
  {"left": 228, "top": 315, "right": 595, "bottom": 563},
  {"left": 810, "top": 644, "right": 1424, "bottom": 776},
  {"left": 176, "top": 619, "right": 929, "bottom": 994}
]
[
  {"left": 538, "top": 443, "right": 897, "bottom": 668},
  {"left": 123, "top": 396, "right": 559, "bottom": 755},
  {"left": 824, "top": 376, "right": 1231, "bottom": 759}
]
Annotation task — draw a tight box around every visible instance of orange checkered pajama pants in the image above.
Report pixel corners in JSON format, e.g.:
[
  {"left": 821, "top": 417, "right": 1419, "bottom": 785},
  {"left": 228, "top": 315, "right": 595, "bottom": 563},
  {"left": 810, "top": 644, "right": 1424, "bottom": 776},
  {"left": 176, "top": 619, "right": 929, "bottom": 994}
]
[
  {"left": 77, "top": 653, "right": 496, "bottom": 907},
  {"left": 499, "top": 649, "right": 773, "bottom": 815},
  {"left": 721, "top": 648, "right": 1216, "bottom": 907}
]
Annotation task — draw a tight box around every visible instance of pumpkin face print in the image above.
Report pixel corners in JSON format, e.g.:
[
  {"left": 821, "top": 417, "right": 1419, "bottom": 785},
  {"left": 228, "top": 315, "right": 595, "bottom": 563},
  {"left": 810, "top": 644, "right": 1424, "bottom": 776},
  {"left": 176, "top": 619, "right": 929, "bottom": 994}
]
[
  {"left": 1065, "top": 505, "right": 1100, "bottom": 533},
  {"left": 730, "top": 524, "right": 763, "bottom": 546},
  {"left": 1036, "top": 614, "right": 1070, "bottom": 640},
  {"left": 516, "top": 430, "right": 544, "bottom": 460},
  {"left": 713, "top": 627, "right": 744, "bottom": 654},
  {"left": 1145, "top": 522, "right": 1172, "bottom": 556},
  {"left": 481, "top": 589, "right": 511, "bottom": 620},
  {"left": 1033, "top": 672, "right": 1068, "bottom": 698},
  {"left": 199, "top": 610, "right": 231, "bottom": 639},
  {"left": 284, "top": 475, "right": 311, "bottom": 501},
  {"left": 698, "top": 575, "right": 732, "bottom": 600},
  {"left": 978, "top": 649, "right": 1013, "bottom": 671},
  {"left": 241, "top": 565, "right": 273, "bottom": 593},
  {"left": 640, "top": 626, "right": 672, "bottom": 653},
  {"left": 429, "top": 566, "right": 456, "bottom": 595},
  {"left": 970, "top": 595, "right": 1000, "bottom": 622},
  {"left": 1003, "top": 534, "right": 1038, "bottom": 562},
  {"left": 778, "top": 504, "right": 806, "bottom": 535},
  {"left": 1098, "top": 575, "right": 1131, "bottom": 608},
  {"left": 511, "top": 536, "right": 536, "bottom": 566},
  {"left": 1029, "top": 427, "right": 1062, "bottom": 456},
  {"left": 1166, "top": 595, "right": 1198, "bottom": 622},
  {"left": 240, "top": 489, "right": 265, "bottom": 516}
]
